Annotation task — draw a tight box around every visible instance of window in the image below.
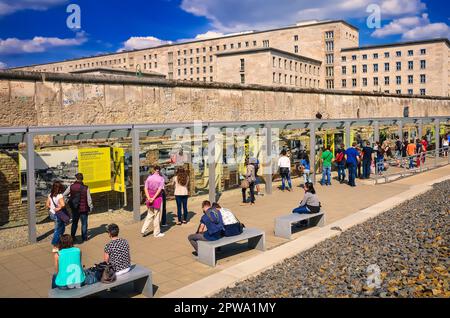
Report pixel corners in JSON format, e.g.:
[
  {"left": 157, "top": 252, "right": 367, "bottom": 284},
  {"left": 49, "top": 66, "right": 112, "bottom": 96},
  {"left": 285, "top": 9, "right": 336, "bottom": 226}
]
[
  {"left": 230, "top": 44, "right": 234, "bottom": 49},
  {"left": 384, "top": 90, "right": 390, "bottom": 94},
  {"left": 420, "top": 89, "right": 426, "bottom": 95},
  {"left": 294, "top": 45, "right": 299, "bottom": 53},
  {"left": 342, "top": 56, "right": 347, "bottom": 62},
  {"left": 352, "top": 55, "right": 357, "bottom": 61},
  {"left": 203, "top": 56, "right": 206, "bottom": 63},
  {"left": 210, "top": 56, "right": 213, "bottom": 62},
  {"left": 295, "top": 76, "right": 298, "bottom": 86},
  {"left": 209, "top": 66, "right": 213, "bottom": 74},
  {"left": 294, "top": 35, "right": 299, "bottom": 41},
  {"left": 245, "top": 42, "right": 249, "bottom": 47},
  {"left": 326, "top": 67, "right": 334, "bottom": 77},
  {"left": 396, "top": 62, "right": 402, "bottom": 71},
  {"left": 238, "top": 43, "right": 241, "bottom": 48},
  {"left": 420, "top": 49, "right": 426, "bottom": 55},
  {"left": 290, "top": 75, "right": 293, "bottom": 85},
  {"left": 273, "top": 73, "right": 276, "bottom": 83},
  {"left": 190, "top": 49, "right": 193, "bottom": 54},
  {"left": 295, "top": 62, "right": 298, "bottom": 71},
  {"left": 420, "top": 60, "right": 426, "bottom": 69},
  {"left": 384, "top": 52, "right": 390, "bottom": 58},
  {"left": 396, "top": 90, "right": 401, "bottom": 94},
  {"left": 362, "top": 64, "right": 367, "bottom": 73},
  {"left": 154, "top": 62, "right": 157, "bottom": 68},
  {"left": 352, "top": 65, "right": 357, "bottom": 74},
  {"left": 290, "top": 61, "right": 293, "bottom": 70},
  {"left": 326, "top": 54, "right": 334, "bottom": 64},
  {"left": 240, "top": 74, "right": 245, "bottom": 84},
  {"left": 384, "top": 76, "right": 390, "bottom": 85},
  {"left": 396, "top": 76, "right": 401, "bottom": 85},
  {"left": 196, "top": 48, "right": 200, "bottom": 54},
  {"left": 216, "top": 45, "right": 220, "bottom": 51},
  {"left": 326, "top": 79, "right": 334, "bottom": 89},
  {"left": 196, "top": 67, "right": 199, "bottom": 74},
  {"left": 177, "top": 59, "right": 181, "bottom": 66},
  {"left": 396, "top": 51, "right": 401, "bottom": 57},
  {"left": 263, "top": 40, "right": 270, "bottom": 48},
  {"left": 408, "top": 50, "right": 413, "bottom": 56},
  {"left": 190, "top": 58, "right": 193, "bottom": 64},
  {"left": 362, "top": 54, "right": 367, "bottom": 60},
  {"left": 408, "top": 89, "right": 413, "bottom": 95},
  {"left": 279, "top": 58, "right": 282, "bottom": 68},
  {"left": 352, "top": 79, "right": 357, "bottom": 87},
  {"left": 279, "top": 74, "right": 282, "bottom": 83},
  {"left": 210, "top": 46, "right": 213, "bottom": 52},
  {"left": 373, "top": 77, "right": 379, "bottom": 86},
  {"left": 373, "top": 64, "right": 378, "bottom": 72},
  {"left": 408, "top": 61, "right": 414, "bottom": 70},
  {"left": 325, "top": 31, "right": 334, "bottom": 39},
  {"left": 253, "top": 41, "right": 257, "bottom": 46},
  {"left": 326, "top": 41, "right": 334, "bottom": 51},
  {"left": 408, "top": 75, "right": 413, "bottom": 84},
  {"left": 178, "top": 69, "right": 181, "bottom": 76},
  {"left": 363, "top": 78, "right": 368, "bottom": 87},
  {"left": 342, "top": 66, "right": 347, "bottom": 75},
  {"left": 373, "top": 53, "right": 378, "bottom": 59},
  {"left": 284, "top": 60, "right": 287, "bottom": 69},
  {"left": 203, "top": 66, "right": 206, "bottom": 73},
  {"left": 240, "top": 59, "right": 245, "bottom": 72},
  {"left": 285, "top": 74, "right": 287, "bottom": 84},
  {"left": 196, "top": 57, "right": 200, "bottom": 64},
  {"left": 384, "top": 63, "right": 390, "bottom": 72},
  {"left": 273, "top": 57, "right": 276, "bottom": 67},
  {"left": 342, "top": 79, "right": 347, "bottom": 88},
  {"left": 420, "top": 74, "right": 426, "bottom": 84}
]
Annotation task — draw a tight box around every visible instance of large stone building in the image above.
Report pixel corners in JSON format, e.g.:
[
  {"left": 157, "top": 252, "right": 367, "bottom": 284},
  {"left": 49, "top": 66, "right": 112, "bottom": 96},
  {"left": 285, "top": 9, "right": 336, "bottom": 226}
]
[{"left": 11, "top": 20, "right": 450, "bottom": 96}]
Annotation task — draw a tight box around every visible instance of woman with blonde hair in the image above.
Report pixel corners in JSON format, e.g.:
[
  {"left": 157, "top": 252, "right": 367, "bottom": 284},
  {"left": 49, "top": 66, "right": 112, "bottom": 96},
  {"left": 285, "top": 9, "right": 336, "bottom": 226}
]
[{"left": 173, "top": 167, "right": 190, "bottom": 225}]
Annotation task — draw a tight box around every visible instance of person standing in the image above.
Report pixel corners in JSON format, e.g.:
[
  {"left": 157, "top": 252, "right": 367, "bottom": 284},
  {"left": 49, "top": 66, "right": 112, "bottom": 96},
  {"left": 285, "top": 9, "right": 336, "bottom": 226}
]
[
  {"left": 345, "top": 142, "right": 360, "bottom": 187},
  {"left": 402, "top": 137, "right": 408, "bottom": 167},
  {"left": 335, "top": 144, "right": 346, "bottom": 184},
  {"left": 249, "top": 155, "right": 261, "bottom": 195},
  {"left": 173, "top": 167, "right": 190, "bottom": 225},
  {"left": 159, "top": 168, "right": 170, "bottom": 228},
  {"left": 320, "top": 147, "right": 333, "bottom": 186},
  {"left": 374, "top": 142, "right": 385, "bottom": 175},
  {"left": 46, "top": 181, "right": 67, "bottom": 253},
  {"left": 278, "top": 150, "right": 292, "bottom": 191},
  {"left": 415, "top": 138, "right": 424, "bottom": 168},
  {"left": 242, "top": 159, "right": 256, "bottom": 205},
  {"left": 300, "top": 153, "right": 312, "bottom": 184},
  {"left": 443, "top": 134, "right": 449, "bottom": 157},
  {"left": 64, "top": 173, "right": 93, "bottom": 244},
  {"left": 421, "top": 136, "right": 428, "bottom": 164},
  {"left": 361, "top": 141, "right": 374, "bottom": 179},
  {"left": 395, "top": 136, "right": 403, "bottom": 167},
  {"left": 141, "top": 166, "right": 165, "bottom": 238},
  {"left": 406, "top": 140, "right": 417, "bottom": 169}
]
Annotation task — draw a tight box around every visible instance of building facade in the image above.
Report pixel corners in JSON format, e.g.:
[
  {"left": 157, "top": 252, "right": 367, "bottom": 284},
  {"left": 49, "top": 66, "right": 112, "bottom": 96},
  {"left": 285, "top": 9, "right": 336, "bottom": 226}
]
[{"left": 11, "top": 20, "right": 450, "bottom": 97}]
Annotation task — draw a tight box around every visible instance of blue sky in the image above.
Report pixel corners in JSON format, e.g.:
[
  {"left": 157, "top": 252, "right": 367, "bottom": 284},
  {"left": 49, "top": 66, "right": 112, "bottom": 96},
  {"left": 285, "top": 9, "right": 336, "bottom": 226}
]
[{"left": 0, "top": 0, "right": 449, "bottom": 69}]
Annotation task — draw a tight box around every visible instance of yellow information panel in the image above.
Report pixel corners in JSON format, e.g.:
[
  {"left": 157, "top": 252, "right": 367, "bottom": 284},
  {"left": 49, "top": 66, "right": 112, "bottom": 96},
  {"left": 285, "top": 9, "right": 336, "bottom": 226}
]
[
  {"left": 78, "top": 148, "right": 111, "bottom": 194},
  {"left": 112, "top": 147, "right": 125, "bottom": 193}
]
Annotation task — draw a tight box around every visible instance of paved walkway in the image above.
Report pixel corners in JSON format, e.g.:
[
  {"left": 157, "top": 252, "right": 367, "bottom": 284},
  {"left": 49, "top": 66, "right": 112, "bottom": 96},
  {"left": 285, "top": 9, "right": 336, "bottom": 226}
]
[{"left": 0, "top": 165, "right": 449, "bottom": 298}]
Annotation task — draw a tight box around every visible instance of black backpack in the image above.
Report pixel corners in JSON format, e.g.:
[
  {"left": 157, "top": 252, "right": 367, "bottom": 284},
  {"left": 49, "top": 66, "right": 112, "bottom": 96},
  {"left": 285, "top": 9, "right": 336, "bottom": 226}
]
[{"left": 68, "top": 184, "right": 86, "bottom": 210}]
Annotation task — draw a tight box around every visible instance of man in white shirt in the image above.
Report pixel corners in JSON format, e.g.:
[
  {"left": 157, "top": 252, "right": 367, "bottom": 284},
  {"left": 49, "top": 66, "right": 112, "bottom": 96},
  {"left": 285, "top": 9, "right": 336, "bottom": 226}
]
[{"left": 278, "top": 150, "right": 292, "bottom": 191}]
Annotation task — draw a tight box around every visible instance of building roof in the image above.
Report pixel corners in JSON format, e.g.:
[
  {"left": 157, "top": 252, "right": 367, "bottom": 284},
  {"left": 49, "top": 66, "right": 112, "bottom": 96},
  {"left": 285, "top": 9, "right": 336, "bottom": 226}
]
[
  {"left": 10, "top": 20, "right": 356, "bottom": 69},
  {"left": 341, "top": 38, "right": 450, "bottom": 52},
  {"left": 216, "top": 47, "right": 322, "bottom": 64},
  {"left": 70, "top": 67, "right": 166, "bottom": 78}
]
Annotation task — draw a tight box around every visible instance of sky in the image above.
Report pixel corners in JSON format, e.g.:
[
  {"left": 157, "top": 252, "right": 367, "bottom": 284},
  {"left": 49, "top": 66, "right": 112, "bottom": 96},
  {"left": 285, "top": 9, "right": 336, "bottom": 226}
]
[{"left": 0, "top": 0, "right": 449, "bottom": 69}]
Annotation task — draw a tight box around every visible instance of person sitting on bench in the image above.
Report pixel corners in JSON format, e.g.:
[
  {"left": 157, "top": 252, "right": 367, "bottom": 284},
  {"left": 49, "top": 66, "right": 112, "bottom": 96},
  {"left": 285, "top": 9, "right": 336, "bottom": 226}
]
[
  {"left": 52, "top": 234, "right": 86, "bottom": 290},
  {"left": 292, "top": 182, "right": 321, "bottom": 214},
  {"left": 188, "top": 201, "right": 225, "bottom": 256},
  {"left": 212, "top": 203, "right": 244, "bottom": 237},
  {"left": 104, "top": 224, "right": 131, "bottom": 276}
]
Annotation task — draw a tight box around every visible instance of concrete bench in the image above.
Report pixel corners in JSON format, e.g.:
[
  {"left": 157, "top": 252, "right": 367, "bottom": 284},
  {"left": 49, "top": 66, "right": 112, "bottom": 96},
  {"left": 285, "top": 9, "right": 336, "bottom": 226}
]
[
  {"left": 198, "top": 228, "right": 266, "bottom": 267},
  {"left": 48, "top": 264, "right": 153, "bottom": 298},
  {"left": 275, "top": 212, "right": 325, "bottom": 239}
]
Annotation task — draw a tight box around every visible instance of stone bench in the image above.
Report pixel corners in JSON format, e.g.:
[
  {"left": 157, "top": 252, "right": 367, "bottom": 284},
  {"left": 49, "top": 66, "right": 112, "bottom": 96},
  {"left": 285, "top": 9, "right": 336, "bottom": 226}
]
[
  {"left": 275, "top": 212, "right": 325, "bottom": 239},
  {"left": 48, "top": 264, "right": 153, "bottom": 298},
  {"left": 198, "top": 228, "right": 266, "bottom": 267}
]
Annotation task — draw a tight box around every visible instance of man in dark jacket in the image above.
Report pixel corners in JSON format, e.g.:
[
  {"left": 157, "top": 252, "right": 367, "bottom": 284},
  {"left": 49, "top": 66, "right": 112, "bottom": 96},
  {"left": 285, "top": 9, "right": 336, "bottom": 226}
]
[{"left": 64, "top": 173, "right": 93, "bottom": 243}]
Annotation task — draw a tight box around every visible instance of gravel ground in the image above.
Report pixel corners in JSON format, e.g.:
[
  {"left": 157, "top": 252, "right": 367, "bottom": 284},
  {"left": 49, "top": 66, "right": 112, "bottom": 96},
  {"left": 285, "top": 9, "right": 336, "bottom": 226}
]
[
  {"left": 215, "top": 180, "right": 450, "bottom": 298},
  {"left": 0, "top": 210, "right": 135, "bottom": 251}
]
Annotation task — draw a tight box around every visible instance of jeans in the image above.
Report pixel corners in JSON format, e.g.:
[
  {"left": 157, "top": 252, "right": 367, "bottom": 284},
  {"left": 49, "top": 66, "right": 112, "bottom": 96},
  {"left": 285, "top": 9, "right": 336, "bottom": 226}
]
[
  {"left": 51, "top": 274, "right": 85, "bottom": 290},
  {"left": 161, "top": 190, "right": 167, "bottom": 225},
  {"left": 175, "top": 195, "right": 189, "bottom": 222},
  {"left": 337, "top": 164, "right": 346, "bottom": 182},
  {"left": 347, "top": 163, "right": 357, "bottom": 187},
  {"left": 409, "top": 156, "right": 415, "bottom": 169},
  {"left": 376, "top": 158, "right": 384, "bottom": 173},
  {"left": 188, "top": 233, "right": 207, "bottom": 252},
  {"left": 71, "top": 210, "right": 88, "bottom": 241},
  {"left": 303, "top": 169, "right": 311, "bottom": 184},
  {"left": 50, "top": 213, "right": 65, "bottom": 246},
  {"left": 362, "top": 160, "right": 371, "bottom": 179},
  {"left": 293, "top": 205, "right": 310, "bottom": 214},
  {"left": 321, "top": 166, "right": 331, "bottom": 185},
  {"left": 242, "top": 181, "right": 255, "bottom": 203},
  {"left": 281, "top": 171, "right": 292, "bottom": 190}
]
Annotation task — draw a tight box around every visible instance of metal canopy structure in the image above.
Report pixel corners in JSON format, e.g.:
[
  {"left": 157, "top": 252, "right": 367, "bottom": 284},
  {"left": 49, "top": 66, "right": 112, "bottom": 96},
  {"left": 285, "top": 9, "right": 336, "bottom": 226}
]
[{"left": 0, "top": 116, "right": 448, "bottom": 244}]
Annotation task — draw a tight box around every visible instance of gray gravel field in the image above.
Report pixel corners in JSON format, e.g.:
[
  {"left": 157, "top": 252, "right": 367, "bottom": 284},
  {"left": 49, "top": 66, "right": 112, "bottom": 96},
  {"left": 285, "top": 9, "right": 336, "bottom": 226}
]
[{"left": 215, "top": 180, "right": 450, "bottom": 298}]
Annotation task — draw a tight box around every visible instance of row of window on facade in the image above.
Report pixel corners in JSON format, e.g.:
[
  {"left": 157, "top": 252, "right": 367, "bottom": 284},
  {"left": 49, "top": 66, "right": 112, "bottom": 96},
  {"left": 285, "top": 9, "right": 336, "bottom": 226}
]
[
  {"left": 272, "top": 57, "right": 320, "bottom": 75},
  {"left": 342, "top": 75, "right": 427, "bottom": 87},
  {"left": 177, "top": 66, "right": 214, "bottom": 76},
  {"left": 272, "top": 73, "right": 319, "bottom": 88},
  {"left": 71, "top": 58, "right": 128, "bottom": 70},
  {"left": 341, "top": 61, "right": 426, "bottom": 76},
  {"left": 177, "top": 55, "right": 214, "bottom": 66},
  {"left": 342, "top": 48, "right": 427, "bottom": 62},
  {"left": 179, "top": 77, "right": 214, "bottom": 82},
  {"left": 173, "top": 39, "right": 272, "bottom": 57}
]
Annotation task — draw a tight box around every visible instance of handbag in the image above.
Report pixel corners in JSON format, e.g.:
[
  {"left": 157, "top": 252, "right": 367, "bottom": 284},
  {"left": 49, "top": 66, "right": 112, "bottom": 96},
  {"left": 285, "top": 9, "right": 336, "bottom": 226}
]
[
  {"left": 100, "top": 263, "right": 117, "bottom": 284},
  {"left": 241, "top": 179, "right": 250, "bottom": 189},
  {"left": 51, "top": 197, "right": 71, "bottom": 225},
  {"left": 84, "top": 267, "right": 99, "bottom": 285}
]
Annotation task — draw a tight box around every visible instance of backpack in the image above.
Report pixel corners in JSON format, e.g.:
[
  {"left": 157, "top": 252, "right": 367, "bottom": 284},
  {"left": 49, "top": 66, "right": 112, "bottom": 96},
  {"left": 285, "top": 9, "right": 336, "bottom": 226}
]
[
  {"left": 396, "top": 140, "right": 403, "bottom": 151},
  {"left": 335, "top": 151, "right": 344, "bottom": 163},
  {"left": 68, "top": 184, "right": 86, "bottom": 210}
]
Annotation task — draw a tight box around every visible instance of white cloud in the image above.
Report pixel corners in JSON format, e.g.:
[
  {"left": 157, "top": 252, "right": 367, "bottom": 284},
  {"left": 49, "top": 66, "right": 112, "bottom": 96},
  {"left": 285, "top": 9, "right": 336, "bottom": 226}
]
[
  {"left": 0, "top": 0, "right": 67, "bottom": 16},
  {"left": 0, "top": 32, "right": 87, "bottom": 54},
  {"left": 0, "top": 61, "right": 6, "bottom": 69},
  {"left": 180, "top": 0, "right": 427, "bottom": 33},
  {"left": 193, "top": 31, "right": 224, "bottom": 40},
  {"left": 372, "top": 13, "right": 450, "bottom": 40},
  {"left": 118, "top": 36, "right": 173, "bottom": 52}
]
